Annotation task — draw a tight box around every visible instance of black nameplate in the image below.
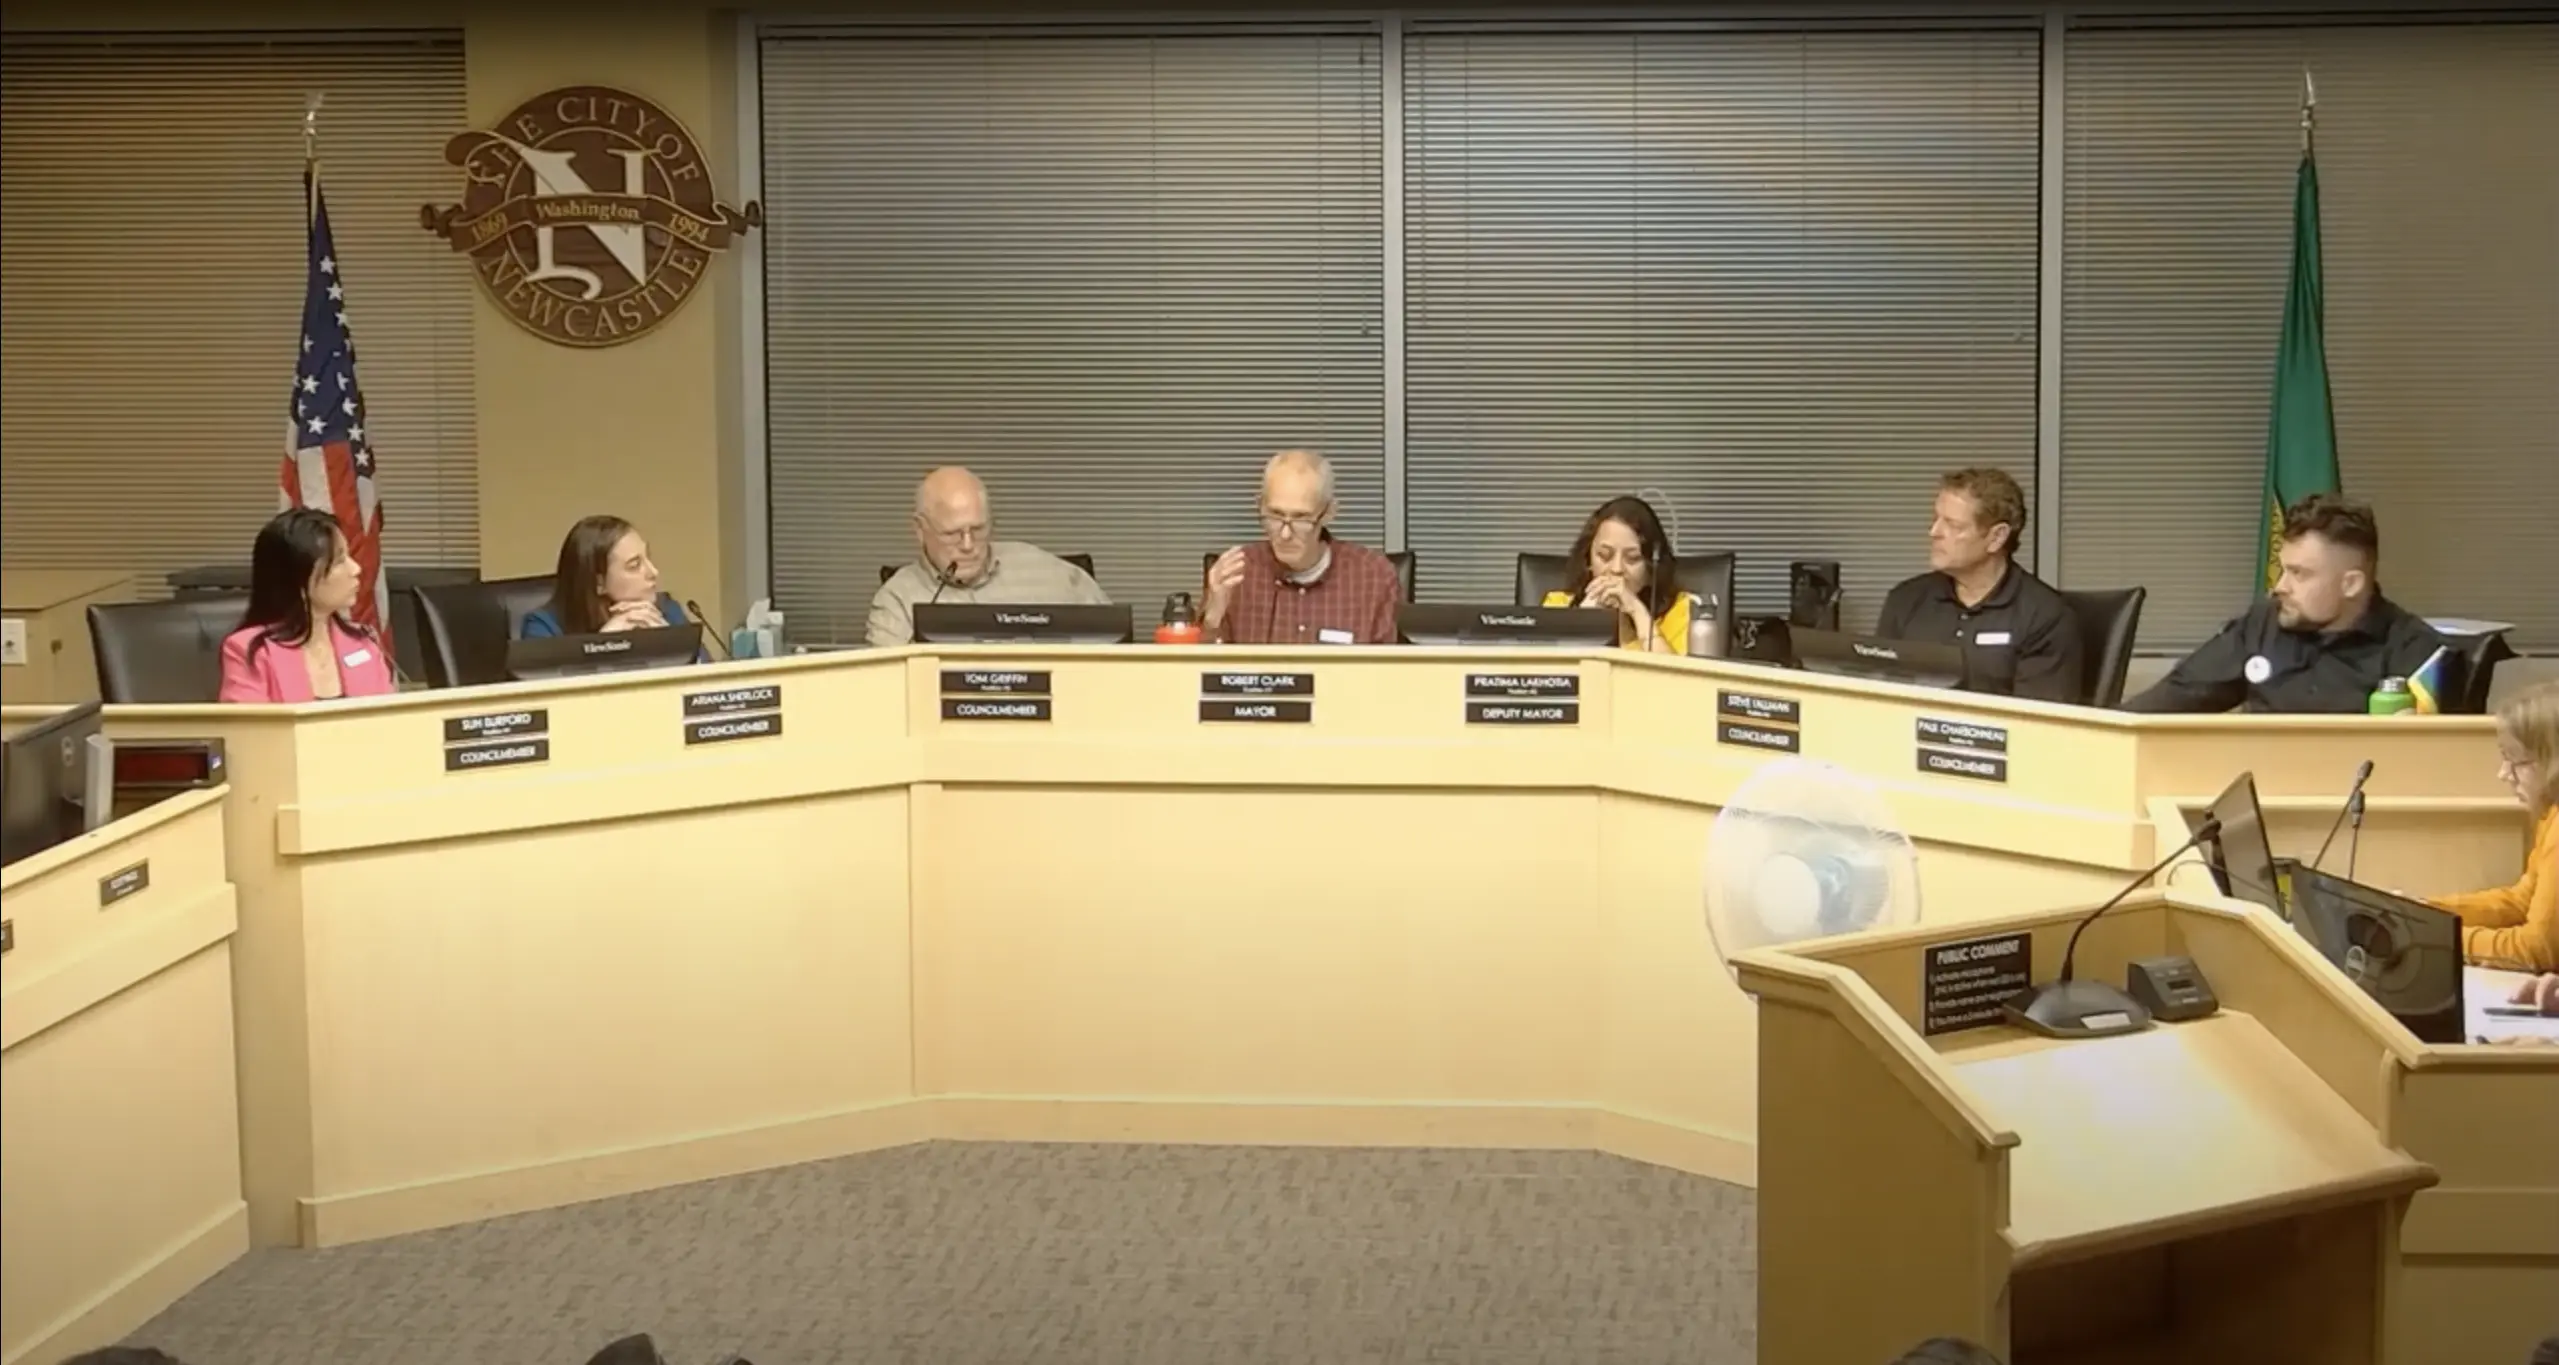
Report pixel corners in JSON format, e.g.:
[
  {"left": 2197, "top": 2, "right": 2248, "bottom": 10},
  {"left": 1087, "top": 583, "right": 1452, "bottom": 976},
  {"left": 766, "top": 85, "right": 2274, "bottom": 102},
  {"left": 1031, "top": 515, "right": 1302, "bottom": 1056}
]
[
  {"left": 1916, "top": 717, "right": 2009, "bottom": 755},
  {"left": 445, "top": 737, "right": 552, "bottom": 771},
  {"left": 942, "top": 697, "right": 1053, "bottom": 722},
  {"left": 0, "top": 919, "right": 11, "bottom": 954},
  {"left": 443, "top": 709, "right": 547, "bottom": 743},
  {"left": 1717, "top": 690, "right": 1801, "bottom": 725},
  {"left": 1202, "top": 671, "right": 1314, "bottom": 697},
  {"left": 685, "top": 713, "right": 784, "bottom": 746},
  {"left": 1466, "top": 701, "right": 1580, "bottom": 726},
  {"left": 99, "top": 860, "right": 150, "bottom": 908},
  {"left": 682, "top": 685, "right": 781, "bottom": 719},
  {"left": 941, "top": 670, "right": 1053, "bottom": 696},
  {"left": 1717, "top": 720, "right": 1801, "bottom": 754},
  {"left": 1922, "top": 931, "right": 2034, "bottom": 1037},
  {"left": 1918, "top": 748, "right": 2010, "bottom": 784},
  {"left": 1200, "top": 699, "right": 1312, "bottom": 724},
  {"left": 1464, "top": 673, "right": 1580, "bottom": 700}
]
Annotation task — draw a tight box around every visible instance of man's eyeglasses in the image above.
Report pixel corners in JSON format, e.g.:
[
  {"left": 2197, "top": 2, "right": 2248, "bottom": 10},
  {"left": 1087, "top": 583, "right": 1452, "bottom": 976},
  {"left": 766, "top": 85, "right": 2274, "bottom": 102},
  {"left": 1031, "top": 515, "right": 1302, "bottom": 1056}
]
[
  {"left": 923, "top": 520, "right": 987, "bottom": 545},
  {"left": 1259, "top": 507, "right": 1326, "bottom": 536}
]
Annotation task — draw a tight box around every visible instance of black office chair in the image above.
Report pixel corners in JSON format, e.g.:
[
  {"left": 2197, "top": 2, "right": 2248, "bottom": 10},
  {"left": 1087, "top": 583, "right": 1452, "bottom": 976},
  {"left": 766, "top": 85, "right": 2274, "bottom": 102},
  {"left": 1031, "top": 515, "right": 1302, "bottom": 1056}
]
[
  {"left": 1201, "top": 547, "right": 1413, "bottom": 600},
  {"left": 877, "top": 552, "right": 1095, "bottom": 586},
  {"left": 2059, "top": 586, "right": 2146, "bottom": 709},
  {"left": 2444, "top": 629, "right": 2515, "bottom": 715},
  {"left": 88, "top": 593, "right": 250, "bottom": 703},
  {"left": 1514, "top": 552, "right": 1574, "bottom": 607},
  {"left": 413, "top": 575, "right": 555, "bottom": 688}
]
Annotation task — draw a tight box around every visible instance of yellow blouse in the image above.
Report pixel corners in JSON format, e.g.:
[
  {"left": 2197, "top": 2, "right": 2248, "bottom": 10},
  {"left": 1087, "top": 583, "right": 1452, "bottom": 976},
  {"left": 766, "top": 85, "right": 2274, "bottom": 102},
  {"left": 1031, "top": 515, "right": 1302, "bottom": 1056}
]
[{"left": 1543, "top": 589, "right": 1697, "bottom": 654}]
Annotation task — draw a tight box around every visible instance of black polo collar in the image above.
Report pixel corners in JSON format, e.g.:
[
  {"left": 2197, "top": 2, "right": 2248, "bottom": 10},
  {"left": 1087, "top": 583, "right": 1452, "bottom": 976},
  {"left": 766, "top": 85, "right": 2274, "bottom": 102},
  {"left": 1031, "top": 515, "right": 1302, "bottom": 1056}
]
[{"left": 1924, "top": 559, "right": 2021, "bottom": 612}]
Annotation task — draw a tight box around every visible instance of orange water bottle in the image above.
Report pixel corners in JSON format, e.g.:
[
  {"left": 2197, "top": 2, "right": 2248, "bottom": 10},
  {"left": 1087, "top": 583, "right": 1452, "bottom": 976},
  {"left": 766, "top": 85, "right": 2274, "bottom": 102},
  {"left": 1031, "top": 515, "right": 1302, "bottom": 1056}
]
[{"left": 1155, "top": 592, "right": 1204, "bottom": 644}]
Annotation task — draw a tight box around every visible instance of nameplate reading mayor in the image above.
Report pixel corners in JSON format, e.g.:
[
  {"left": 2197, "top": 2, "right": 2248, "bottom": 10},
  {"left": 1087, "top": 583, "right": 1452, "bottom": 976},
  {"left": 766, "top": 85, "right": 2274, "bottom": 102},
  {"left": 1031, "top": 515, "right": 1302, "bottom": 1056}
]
[{"left": 1201, "top": 699, "right": 1312, "bottom": 724}]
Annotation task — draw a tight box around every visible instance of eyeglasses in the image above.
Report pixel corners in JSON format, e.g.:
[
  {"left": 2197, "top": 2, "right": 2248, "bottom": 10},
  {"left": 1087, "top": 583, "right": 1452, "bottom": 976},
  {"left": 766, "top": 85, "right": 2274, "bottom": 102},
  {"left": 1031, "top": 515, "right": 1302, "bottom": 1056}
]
[
  {"left": 1258, "top": 507, "right": 1326, "bottom": 536},
  {"left": 923, "top": 520, "right": 987, "bottom": 545}
]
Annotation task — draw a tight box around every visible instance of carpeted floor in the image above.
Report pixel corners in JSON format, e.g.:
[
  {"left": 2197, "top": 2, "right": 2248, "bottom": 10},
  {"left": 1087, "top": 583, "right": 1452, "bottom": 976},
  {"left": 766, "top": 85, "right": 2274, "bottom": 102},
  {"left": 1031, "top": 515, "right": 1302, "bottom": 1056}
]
[{"left": 121, "top": 1143, "right": 1757, "bottom": 1365}]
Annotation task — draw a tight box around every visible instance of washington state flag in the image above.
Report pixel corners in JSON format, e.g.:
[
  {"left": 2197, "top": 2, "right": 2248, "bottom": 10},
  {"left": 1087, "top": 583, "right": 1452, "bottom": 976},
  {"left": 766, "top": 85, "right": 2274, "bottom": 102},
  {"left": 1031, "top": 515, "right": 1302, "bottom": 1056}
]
[{"left": 2261, "top": 149, "right": 2341, "bottom": 590}]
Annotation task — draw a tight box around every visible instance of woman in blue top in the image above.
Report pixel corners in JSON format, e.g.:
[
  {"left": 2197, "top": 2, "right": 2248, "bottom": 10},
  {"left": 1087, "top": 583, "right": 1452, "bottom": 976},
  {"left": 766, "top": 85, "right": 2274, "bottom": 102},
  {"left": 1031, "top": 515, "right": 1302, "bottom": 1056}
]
[{"left": 519, "top": 514, "right": 690, "bottom": 639}]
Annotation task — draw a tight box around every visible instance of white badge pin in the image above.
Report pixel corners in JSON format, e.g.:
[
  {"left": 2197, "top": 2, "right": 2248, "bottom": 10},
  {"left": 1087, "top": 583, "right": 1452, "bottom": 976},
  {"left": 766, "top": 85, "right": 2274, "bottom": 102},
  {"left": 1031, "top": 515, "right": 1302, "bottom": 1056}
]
[{"left": 2243, "top": 654, "right": 2273, "bottom": 685}]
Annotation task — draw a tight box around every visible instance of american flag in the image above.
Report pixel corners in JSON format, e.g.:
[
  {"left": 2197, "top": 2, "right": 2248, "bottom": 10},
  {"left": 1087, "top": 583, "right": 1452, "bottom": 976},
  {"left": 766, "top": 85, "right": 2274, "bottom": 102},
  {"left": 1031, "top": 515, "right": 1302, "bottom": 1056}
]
[{"left": 281, "top": 167, "right": 388, "bottom": 645}]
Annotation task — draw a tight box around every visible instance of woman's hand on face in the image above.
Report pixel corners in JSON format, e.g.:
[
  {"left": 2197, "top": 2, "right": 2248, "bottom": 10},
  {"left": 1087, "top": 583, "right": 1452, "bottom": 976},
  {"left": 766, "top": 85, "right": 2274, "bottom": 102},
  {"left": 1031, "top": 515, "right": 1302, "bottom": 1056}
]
[{"left": 1581, "top": 576, "right": 1619, "bottom": 610}]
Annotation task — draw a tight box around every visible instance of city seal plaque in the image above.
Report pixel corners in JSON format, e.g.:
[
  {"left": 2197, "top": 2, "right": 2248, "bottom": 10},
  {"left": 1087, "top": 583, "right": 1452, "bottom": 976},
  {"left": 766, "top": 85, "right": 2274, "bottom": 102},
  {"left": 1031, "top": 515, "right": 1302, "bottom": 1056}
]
[{"left": 420, "top": 85, "right": 761, "bottom": 349}]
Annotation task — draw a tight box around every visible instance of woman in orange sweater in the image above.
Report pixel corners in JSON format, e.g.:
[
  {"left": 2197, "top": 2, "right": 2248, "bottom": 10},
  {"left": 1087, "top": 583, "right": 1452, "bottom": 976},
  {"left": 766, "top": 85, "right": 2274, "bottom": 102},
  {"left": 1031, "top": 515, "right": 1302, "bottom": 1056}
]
[{"left": 2436, "top": 681, "right": 2559, "bottom": 973}]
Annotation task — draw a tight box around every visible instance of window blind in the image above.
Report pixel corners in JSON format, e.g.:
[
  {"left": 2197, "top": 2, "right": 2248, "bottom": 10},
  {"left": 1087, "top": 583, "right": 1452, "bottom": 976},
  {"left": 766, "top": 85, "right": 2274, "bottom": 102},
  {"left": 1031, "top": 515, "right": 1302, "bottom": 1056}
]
[
  {"left": 759, "top": 27, "right": 1385, "bottom": 636},
  {"left": 1401, "top": 25, "right": 2042, "bottom": 621},
  {"left": 2060, "top": 19, "right": 2559, "bottom": 649},
  {"left": 0, "top": 32, "right": 479, "bottom": 583}
]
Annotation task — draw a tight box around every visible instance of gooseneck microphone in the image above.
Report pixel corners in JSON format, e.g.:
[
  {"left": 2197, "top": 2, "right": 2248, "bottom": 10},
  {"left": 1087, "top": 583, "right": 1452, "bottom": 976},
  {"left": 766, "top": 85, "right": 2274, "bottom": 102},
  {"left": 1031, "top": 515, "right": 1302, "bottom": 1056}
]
[
  {"left": 2309, "top": 760, "right": 2375, "bottom": 874},
  {"left": 2005, "top": 814, "right": 2222, "bottom": 1039},
  {"left": 925, "top": 556, "right": 959, "bottom": 608},
  {"left": 2345, "top": 786, "right": 2371, "bottom": 885},
  {"left": 683, "top": 599, "right": 731, "bottom": 660}
]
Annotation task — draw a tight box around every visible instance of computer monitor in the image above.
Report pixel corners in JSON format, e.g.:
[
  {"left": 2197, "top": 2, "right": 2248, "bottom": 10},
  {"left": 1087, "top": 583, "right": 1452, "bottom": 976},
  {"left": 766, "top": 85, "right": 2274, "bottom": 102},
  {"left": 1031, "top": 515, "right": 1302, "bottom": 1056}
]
[
  {"left": 2190, "top": 771, "right": 2284, "bottom": 917},
  {"left": 2286, "top": 867, "right": 2465, "bottom": 1044},
  {"left": 3, "top": 701, "right": 112, "bottom": 866},
  {"left": 911, "top": 603, "right": 1134, "bottom": 645},
  {"left": 505, "top": 624, "right": 705, "bottom": 682},
  {"left": 1398, "top": 603, "right": 1619, "bottom": 648},
  {"left": 1789, "top": 628, "right": 1966, "bottom": 691}
]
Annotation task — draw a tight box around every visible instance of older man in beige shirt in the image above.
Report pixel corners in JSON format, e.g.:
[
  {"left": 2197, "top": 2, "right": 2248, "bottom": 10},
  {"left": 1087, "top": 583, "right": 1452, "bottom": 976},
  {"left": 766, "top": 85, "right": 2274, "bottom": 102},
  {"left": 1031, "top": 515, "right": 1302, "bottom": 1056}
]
[{"left": 866, "top": 467, "right": 1111, "bottom": 646}]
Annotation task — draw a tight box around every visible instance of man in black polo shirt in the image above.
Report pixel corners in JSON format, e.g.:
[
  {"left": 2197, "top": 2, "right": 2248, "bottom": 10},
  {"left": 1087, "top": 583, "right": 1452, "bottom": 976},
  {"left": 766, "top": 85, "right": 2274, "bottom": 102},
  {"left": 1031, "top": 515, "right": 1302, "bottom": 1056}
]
[
  {"left": 1876, "top": 467, "right": 2086, "bottom": 703},
  {"left": 2124, "top": 494, "right": 2445, "bottom": 714}
]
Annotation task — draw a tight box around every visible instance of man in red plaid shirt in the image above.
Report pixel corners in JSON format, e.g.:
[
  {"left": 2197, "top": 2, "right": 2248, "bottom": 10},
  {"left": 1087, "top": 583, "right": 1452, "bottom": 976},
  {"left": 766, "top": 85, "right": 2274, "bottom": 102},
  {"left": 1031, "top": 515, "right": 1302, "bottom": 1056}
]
[{"left": 1203, "top": 450, "right": 1403, "bottom": 645}]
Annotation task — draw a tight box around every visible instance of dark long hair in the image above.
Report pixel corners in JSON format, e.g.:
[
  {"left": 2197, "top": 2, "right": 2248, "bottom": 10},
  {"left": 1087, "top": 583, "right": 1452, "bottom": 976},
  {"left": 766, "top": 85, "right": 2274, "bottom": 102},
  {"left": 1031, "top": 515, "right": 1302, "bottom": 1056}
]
[
  {"left": 239, "top": 507, "right": 350, "bottom": 663},
  {"left": 1563, "top": 495, "right": 1681, "bottom": 619},
  {"left": 547, "top": 514, "right": 639, "bottom": 636}
]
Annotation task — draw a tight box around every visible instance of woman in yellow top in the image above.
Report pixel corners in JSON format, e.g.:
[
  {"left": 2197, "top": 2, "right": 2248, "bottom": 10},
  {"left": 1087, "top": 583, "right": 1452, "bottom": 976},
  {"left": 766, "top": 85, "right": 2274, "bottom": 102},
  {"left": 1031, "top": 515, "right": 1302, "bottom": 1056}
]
[
  {"left": 2435, "top": 681, "right": 2559, "bottom": 973},
  {"left": 1541, "top": 495, "right": 1697, "bottom": 654}
]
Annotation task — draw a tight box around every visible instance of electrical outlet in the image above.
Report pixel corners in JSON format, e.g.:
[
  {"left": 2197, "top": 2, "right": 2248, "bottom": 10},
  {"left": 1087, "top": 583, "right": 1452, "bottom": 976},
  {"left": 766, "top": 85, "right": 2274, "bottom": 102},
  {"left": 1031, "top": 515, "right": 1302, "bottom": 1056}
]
[{"left": 0, "top": 618, "right": 27, "bottom": 667}]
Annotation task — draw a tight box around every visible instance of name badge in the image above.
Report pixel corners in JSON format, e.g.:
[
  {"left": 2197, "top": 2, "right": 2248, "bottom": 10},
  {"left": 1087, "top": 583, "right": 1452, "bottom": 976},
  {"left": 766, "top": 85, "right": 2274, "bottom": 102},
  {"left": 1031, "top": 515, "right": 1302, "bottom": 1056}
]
[
  {"left": 344, "top": 648, "right": 374, "bottom": 666},
  {"left": 1317, "top": 628, "right": 1354, "bottom": 645},
  {"left": 1975, "top": 632, "right": 2011, "bottom": 647}
]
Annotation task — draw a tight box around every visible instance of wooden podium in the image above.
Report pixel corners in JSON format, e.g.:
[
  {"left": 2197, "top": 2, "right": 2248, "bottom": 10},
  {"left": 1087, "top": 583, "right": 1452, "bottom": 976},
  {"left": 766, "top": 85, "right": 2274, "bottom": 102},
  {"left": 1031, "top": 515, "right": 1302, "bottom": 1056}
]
[{"left": 1737, "top": 893, "right": 2446, "bottom": 1365}]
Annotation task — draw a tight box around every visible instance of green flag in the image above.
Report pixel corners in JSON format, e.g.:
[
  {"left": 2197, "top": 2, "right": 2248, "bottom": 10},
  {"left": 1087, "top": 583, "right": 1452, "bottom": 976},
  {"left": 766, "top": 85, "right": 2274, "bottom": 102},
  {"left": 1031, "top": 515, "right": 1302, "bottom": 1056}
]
[{"left": 2260, "top": 151, "right": 2340, "bottom": 590}]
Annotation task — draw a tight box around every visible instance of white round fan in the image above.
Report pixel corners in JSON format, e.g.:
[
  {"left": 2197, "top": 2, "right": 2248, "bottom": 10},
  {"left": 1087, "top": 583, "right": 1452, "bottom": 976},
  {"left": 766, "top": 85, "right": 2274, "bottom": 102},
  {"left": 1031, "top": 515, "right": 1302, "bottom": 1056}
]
[{"left": 1703, "top": 757, "right": 1921, "bottom": 975}]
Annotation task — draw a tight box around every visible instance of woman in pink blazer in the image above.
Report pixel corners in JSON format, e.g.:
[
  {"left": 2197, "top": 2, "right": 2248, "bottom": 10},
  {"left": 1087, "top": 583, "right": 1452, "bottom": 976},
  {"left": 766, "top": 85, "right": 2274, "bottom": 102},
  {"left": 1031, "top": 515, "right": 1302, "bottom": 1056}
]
[{"left": 217, "top": 507, "right": 398, "bottom": 704}]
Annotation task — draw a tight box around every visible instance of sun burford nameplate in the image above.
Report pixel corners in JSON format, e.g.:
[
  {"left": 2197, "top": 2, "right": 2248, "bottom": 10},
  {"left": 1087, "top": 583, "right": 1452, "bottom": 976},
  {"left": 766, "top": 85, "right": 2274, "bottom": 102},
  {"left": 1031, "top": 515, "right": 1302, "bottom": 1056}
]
[{"left": 421, "top": 86, "right": 762, "bottom": 348}]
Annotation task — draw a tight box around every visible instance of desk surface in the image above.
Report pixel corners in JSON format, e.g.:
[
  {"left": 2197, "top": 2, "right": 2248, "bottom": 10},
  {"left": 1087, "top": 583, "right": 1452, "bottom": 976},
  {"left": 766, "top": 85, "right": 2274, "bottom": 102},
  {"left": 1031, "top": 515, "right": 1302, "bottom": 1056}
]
[
  {"left": 2465, "top": 965, "right": 2559, "bottom": 1044},
  {"left": 1947, "top": 1012, "right": 2433, "bottom": 1264}
]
